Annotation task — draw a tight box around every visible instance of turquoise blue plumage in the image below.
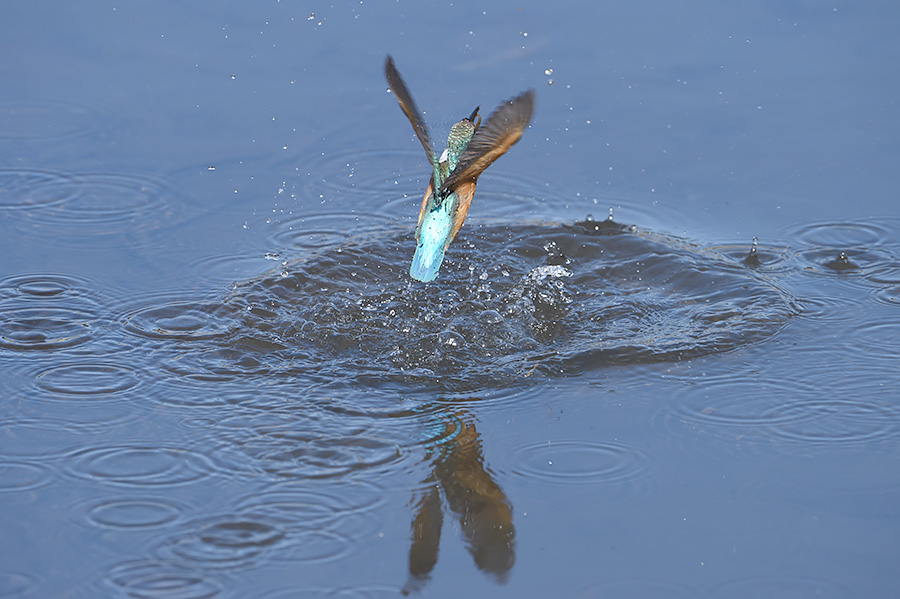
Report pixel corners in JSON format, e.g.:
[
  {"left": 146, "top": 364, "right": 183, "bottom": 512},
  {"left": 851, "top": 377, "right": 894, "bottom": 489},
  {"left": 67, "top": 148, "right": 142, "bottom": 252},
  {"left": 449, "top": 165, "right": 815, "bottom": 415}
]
[{"left": 385, "top": 55, "right": 534, "bottom": 282}]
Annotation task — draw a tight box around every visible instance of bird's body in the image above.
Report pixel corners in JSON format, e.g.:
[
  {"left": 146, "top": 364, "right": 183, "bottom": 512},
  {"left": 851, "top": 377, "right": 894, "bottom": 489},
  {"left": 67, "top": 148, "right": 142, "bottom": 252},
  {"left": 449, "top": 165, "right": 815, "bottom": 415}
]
[{"left": 385, "top": 55, "right": 534, "bottom": 282}]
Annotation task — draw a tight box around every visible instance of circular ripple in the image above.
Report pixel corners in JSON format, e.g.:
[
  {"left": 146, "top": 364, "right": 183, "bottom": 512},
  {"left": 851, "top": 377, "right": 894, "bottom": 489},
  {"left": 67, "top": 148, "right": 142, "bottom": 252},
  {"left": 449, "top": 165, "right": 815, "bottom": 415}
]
[
  {"left": 105, "top": 560, "right": 221, "bottom": 599},
  {"left": 0, "top": 169, "right": 74, "bottom": 209},
  {"left": 236, "top": 479, "right": 386, "bottom": 529},
  {"left": 9, "top": 172, "right": 172, "bottom": 230},
  {"left": 872, "top": 284, "right": 900, "bottom": 307},
  {"left": 158, "top": 516, "right": 286, "bottom": 571},
  {"left": 287, "top": 147, "right": 427, "bottom": 195},
  {"left": 123, "top": 301, "right": 237, "bottom": 342},
  {"left": 795, "top": 293, "right": 861, "bottom": 324},
  {"left": 795, "top": 247, "right": 893, "bottom": 279},
  {"left": 88, "top": 498, "right": 183, "bottom": 529},
  {"left": 768, "top": 398, "right": 900, "bottom": 447},
  {"left": 187, "top": 252, "right": 274, "bottom": 287},
  {"left": 653, "top": 376, "right": 823, "bottom": 453},
  {"left": 237, "top": 431, "right": 404, "bottom": 480},
  {"left": 66, "top": 445, "right": 217, "bottom": 487},
  {"left": 665, "top": 379, "right": 820, "bottom": 430},
  {"left": 268, "top": 529, "right": 354, "bottom": 565},
  {"left": 509, "top": 440, "right": 651, "bottom": 485},
  {"left": 35, "top": 362, "right": 140, "bottom": 397},
  {"left": 0, "top": 412, "right": 133, "bottom": 460},
  {"left": 0, "top": 306, "right": 97, "bottom": 351},
  {"left": 0, "top": 101, "right": 100, "bottom": 141},
  {"left": 0, "top": 273, "right": 100, "bottom": 303},
  {"left": 706, "top": 241, "right": 793, "bottom": 273},
  {"left": 787, "top": 220, "right": 892, "bottom": 248},
  {"left": 846, "top": 320, "right": 900, "bottom": 360},
  {"left": 269, "top": 212, "right": 397, "bottom": 250},
  {"left": 0, "top": 461, "right": 53, "bottom": 493},
  {"left": 866, "top": 261, "right": 900, "bottom": 285}
]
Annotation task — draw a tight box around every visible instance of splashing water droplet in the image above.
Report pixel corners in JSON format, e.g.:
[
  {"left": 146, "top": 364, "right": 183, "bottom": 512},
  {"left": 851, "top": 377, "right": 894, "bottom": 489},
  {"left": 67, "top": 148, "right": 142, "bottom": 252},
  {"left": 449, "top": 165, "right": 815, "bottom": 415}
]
[{"left": 743, "top": 237, "right": 762, "bottom": 267}]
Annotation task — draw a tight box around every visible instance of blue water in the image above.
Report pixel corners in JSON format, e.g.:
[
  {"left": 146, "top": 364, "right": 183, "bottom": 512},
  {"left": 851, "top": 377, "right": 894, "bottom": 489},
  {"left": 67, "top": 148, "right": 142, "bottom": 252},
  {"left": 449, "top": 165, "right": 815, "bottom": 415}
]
[{"left": 2, "top": 2, "right": 899, "bottom": 597}]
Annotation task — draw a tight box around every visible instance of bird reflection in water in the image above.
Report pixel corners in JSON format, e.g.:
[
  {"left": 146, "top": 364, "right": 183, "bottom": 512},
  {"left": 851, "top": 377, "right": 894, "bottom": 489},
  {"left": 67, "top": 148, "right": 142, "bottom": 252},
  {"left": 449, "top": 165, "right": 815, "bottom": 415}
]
[{"left": 404, "top": 401, "right": 515, "bottom": 593}]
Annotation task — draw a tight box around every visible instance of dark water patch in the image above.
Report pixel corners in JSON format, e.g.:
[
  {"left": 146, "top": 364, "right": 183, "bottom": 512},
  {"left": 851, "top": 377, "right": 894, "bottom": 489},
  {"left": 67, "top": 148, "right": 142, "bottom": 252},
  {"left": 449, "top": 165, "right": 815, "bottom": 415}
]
[
  {"left": 0, "top": 461, "right": 54, "bottom": 493},
  {"left": 0, "top": 306, "right": 97, "bottom": 352},
  {"left": 706, "top": 576, "right": 849, "bottom": 598},
  {"left": 508, "top": 439, "right": 653, "bottom": 487},
  {"left": 577, "top": 579, "right": 697, "bottom": 599},
  {"left": 85, "top": 497, "right": 185, "bottom": 530},
  {"left": 104, "top": 559, "right": 222, "bottom": 599},
  {"left": 179, "top": 218, "right": 798, "bottom": 390},
  {"left": 65, "top": 445, "right": 218, "bottom": 487},
  {"left": 0, "top": 101, "right": 101, "bottom": 141},
  {"left": 157, "top": 516, "right": 287, "bottom": 571}
]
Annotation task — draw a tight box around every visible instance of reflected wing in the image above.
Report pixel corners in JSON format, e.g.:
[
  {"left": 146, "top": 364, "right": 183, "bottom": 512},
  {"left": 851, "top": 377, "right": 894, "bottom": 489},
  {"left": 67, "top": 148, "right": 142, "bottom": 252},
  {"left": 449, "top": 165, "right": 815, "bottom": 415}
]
[
  {"left": 385, "top": 55, "right": 436, "bottom": 165},
  {"left": 439, "top": 89, "right": 534, "bottom": 194}
]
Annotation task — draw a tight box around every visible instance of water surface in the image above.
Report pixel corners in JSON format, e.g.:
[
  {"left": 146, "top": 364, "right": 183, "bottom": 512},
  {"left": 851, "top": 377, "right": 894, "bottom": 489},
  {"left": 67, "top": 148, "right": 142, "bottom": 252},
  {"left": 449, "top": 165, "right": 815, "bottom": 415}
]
[{"left": 1, "top": 1, "right": 899, "bottom": 598}]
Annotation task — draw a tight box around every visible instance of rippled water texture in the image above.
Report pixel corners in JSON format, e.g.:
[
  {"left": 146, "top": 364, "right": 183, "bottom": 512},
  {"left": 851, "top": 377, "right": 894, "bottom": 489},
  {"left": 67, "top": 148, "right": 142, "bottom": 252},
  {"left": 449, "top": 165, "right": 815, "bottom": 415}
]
[
  {"left": 123, "top": 218, "right": 796, "bottom": 389},
  {"left": 2, "top": 2, "right": 899, "bottom": 598}
]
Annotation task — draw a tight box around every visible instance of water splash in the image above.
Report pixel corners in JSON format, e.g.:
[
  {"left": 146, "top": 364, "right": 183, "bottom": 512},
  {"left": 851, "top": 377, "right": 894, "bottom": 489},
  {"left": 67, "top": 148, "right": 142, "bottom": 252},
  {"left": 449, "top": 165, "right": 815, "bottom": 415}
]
[{"left": 133, "top": 218, "right": 798, "bottom": 390}]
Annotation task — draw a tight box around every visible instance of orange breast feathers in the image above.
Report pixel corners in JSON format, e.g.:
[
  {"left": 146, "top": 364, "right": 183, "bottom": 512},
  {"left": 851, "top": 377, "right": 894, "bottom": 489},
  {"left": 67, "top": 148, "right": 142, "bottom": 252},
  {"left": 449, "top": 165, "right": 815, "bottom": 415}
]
[{"left": 416, "top": 180, "right": 478, "bottom": 246}]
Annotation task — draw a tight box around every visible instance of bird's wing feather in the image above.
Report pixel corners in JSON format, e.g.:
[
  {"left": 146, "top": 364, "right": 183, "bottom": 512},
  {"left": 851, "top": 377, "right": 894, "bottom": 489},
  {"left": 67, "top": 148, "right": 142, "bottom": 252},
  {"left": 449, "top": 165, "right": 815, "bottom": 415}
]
[
  {"left": 439, "top": 89, "right": 534, "bottom": 194},
  {"left": 385, "top": 56, "right": 437, "bottom": 166}
]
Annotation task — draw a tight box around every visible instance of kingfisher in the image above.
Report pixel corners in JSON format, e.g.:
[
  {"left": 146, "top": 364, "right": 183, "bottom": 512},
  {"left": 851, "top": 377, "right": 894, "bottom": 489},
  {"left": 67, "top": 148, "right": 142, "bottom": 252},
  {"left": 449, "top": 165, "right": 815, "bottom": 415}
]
[{"left": 385, "top": 55, "right": 534, "bottom": 282}]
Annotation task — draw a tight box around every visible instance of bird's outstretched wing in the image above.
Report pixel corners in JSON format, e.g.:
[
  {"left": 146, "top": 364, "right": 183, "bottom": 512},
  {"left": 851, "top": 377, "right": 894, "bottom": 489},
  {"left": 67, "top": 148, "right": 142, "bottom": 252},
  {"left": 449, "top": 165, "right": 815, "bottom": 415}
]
[
  {"left": 439, "top": 89, "right": 534, "bottom": 194},
  {"left": 385, "top": 55, "right": 437, "bottom": 166}
]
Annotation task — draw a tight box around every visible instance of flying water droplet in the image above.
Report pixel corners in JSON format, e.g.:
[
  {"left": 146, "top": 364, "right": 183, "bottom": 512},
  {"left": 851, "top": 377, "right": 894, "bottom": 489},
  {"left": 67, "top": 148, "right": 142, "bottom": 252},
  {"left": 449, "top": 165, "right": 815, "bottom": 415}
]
[
  {"left": 824, "top": 251, "right": 858, "bottom": 272},
  {"left": 744, "top": 236, "right": 761, "bottom": 267}
]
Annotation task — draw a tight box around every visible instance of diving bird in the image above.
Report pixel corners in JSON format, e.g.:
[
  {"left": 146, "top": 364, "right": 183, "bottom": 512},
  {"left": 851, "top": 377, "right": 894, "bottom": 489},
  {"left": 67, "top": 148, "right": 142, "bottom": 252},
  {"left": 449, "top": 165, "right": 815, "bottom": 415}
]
[{"left": 385, "top": 55, "right": 534, "bottom": 282}]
